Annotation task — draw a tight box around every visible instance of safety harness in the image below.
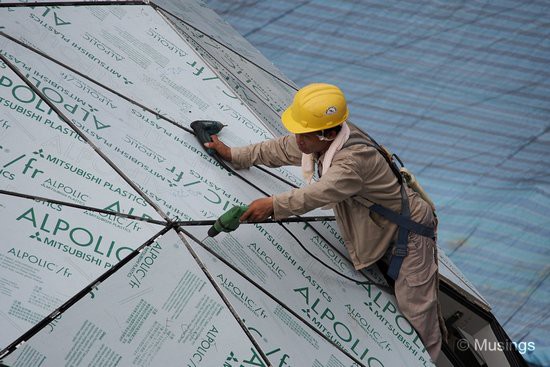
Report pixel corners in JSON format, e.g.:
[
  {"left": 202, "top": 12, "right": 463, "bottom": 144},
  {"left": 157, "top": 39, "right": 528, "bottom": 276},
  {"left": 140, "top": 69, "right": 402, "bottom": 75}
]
[{"left": 343, "top": 137, "right": 435, "bottom": 280}]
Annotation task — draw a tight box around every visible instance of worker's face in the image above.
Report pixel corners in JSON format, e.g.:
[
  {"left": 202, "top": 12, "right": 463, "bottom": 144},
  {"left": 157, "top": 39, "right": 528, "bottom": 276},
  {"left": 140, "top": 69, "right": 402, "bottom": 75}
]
[{"left": 295, "top": 132, "right": 332, "bottom": 154}]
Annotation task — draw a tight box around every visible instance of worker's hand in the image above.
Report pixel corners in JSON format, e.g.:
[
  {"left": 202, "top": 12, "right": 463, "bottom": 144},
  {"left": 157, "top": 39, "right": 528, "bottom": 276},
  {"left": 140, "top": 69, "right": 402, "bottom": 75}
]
[
  {"left": 204, "top": 135, "right": 232, "bottom": 162},
  {"left": 241, "top": 197, "right": 274, "bottom": 222}
]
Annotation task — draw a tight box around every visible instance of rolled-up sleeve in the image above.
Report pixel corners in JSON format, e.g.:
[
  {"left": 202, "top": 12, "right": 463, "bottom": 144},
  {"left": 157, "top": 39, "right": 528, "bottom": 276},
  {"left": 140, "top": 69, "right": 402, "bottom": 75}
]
[
  {"left": 272, "top": 156, "right": 363, "bottom": 219},
  {"left": 231, "top": 135, "right": 302, "bottom": 169}
]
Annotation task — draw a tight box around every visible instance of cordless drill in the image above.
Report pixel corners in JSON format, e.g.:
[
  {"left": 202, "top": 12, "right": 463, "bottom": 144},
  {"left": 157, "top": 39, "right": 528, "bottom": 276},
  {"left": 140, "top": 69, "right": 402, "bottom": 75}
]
[
  {"left": 190, "top": 120, "right": 226, "bottom": 155},
  {"left": 207, "top": 205, "right": 249, "bottom": 237}
]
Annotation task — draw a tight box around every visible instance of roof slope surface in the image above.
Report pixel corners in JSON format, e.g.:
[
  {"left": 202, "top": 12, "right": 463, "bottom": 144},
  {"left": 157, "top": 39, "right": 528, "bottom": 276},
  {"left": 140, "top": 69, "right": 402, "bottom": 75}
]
[{"left": 203, "top": 0, "right": 549, "bottom": 365}]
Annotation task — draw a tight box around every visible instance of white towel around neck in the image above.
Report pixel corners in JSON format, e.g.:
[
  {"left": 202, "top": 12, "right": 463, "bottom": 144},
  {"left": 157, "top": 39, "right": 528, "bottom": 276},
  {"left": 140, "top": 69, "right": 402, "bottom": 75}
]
[{"left": 301, "top": 122, "right": 350, "bottom": 184}]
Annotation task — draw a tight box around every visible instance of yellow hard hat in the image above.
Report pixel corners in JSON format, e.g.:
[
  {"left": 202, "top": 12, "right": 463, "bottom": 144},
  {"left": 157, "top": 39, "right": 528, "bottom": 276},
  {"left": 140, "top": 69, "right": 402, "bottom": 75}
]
[{"left": 281, "top": 83, "right": 348, "bottom": 134}]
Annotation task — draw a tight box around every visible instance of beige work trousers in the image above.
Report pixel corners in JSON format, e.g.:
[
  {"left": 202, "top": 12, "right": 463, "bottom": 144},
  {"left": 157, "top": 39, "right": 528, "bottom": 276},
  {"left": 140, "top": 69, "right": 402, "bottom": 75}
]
[{"left": 393, "top": 210, "right": 447, "bottom": 362}]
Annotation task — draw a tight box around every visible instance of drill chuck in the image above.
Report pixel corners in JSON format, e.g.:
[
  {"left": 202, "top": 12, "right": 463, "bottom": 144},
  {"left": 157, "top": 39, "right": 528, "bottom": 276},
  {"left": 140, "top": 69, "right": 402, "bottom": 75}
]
[{"left": 207, "top": 225, "right": 221, "bottom": 238}]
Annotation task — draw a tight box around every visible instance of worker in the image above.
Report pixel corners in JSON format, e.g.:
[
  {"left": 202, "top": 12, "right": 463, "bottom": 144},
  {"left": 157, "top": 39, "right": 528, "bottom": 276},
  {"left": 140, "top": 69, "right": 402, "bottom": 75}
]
[{"left": 205, "top": 83, "right": 447, "bottom": 361}]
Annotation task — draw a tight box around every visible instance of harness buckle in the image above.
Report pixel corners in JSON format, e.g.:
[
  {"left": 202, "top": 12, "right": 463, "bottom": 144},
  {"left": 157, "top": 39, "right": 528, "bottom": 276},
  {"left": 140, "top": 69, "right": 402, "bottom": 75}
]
[{"left": 391, "top": 246, "right": 408, "bottom": 257}]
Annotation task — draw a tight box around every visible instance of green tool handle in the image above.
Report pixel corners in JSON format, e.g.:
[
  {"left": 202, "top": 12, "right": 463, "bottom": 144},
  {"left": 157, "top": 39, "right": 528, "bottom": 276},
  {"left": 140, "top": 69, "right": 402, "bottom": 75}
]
[{"left": 208, "top": 205, "right": 249, "bottom": 237}]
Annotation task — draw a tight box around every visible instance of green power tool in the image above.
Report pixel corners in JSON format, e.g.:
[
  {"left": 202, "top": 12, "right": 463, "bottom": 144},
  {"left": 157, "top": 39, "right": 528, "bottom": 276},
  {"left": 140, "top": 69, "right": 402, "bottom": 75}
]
[{"left": 207, "top": 205, "right": 249, "bottom": 237}]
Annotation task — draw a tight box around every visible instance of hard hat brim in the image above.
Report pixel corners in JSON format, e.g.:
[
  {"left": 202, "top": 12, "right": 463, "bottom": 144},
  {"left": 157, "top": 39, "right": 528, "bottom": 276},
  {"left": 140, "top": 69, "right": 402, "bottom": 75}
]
[
  {"left": 281, "top": 107, "right": 348, "bottom": 134},
  {"left": 281, "top": 107, "right": 325, "bottom": 134}
]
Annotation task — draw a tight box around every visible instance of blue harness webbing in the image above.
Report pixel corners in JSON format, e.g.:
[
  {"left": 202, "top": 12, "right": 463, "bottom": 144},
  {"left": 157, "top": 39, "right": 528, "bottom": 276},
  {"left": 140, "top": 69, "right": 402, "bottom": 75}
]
[{"left": 343, "top": 137, "right": 435, "bottom": 280}]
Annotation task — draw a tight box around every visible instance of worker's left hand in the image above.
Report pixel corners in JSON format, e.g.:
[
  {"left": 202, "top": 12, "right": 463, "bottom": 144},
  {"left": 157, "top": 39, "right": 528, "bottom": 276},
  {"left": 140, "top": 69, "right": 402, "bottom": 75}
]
[{"left": 241, "top": 197, "right": 274, "bottom": 222}]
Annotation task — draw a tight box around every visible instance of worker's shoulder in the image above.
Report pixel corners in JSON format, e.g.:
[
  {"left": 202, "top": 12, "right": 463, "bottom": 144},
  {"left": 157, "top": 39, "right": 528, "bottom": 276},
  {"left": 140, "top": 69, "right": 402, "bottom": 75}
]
[
  {"left": 334, "top": 127, "right": 381, "bottom": 171},
  {"left": 342, "top": 126, "right": 379, "bottom": 153},
  {"left": 334, "top": 137, "right": 375, "bottom": 165}
]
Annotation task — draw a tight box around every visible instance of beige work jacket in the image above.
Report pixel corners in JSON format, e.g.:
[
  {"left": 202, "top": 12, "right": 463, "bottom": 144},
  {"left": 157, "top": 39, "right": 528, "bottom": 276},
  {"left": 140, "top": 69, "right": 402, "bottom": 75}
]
[{"left": 231, "top": 125, "right": 428, "bottom": 270}]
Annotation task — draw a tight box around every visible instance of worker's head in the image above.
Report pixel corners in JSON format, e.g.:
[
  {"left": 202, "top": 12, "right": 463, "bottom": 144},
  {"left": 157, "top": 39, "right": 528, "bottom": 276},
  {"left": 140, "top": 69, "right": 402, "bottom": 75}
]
[{"left": 281, "top": 83, "right": 348, "bottom": 153}]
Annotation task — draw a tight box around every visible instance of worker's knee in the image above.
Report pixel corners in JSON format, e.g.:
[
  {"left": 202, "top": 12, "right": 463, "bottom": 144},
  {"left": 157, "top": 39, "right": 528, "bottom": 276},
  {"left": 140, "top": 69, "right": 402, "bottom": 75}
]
[
  {"left": 398, "top": 263, "right": 438, "bottom": 316},
  {"left": 394, "top": 246, "right": 442, "bottom": 362},
  {"left": 395, "top": 236, "right": 438, "bottom": 317}
]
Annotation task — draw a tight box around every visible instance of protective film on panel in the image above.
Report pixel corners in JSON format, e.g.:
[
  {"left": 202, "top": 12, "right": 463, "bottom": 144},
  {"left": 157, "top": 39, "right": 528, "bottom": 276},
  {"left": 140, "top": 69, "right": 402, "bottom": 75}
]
[
  {"left": 185, "top": 231, "right": 360, "bottom": 367},
  {"left": 160, "top": 9, "right": 296, "bottom": 138},
  {"left": 0, "top": 47, "right": 162, "bottom": 220},
  {"left": 151, "top": 0, "right": 290, "bottom": 83},
  {"left": 0, "top": 5, "right": 255, "bottom": 129},
  {"left": 0, "top": 6, "right": 300, "bottom": 220},
  {"left": 1, "top": 229, "right": 267, "bottom": 366},
  {"left": 0, "top": 193, "right": 161, "bottom": 349},
  {"left": 186, "top": 221, "right": 436, "bottom": 367}
]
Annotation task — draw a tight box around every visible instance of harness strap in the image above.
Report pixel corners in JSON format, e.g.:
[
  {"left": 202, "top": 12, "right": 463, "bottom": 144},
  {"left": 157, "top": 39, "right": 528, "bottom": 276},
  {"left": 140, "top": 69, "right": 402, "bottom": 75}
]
[
  {"left": 390, "top": 185, "right": 410, "bottom": 279},
  {"left": 369, "top": 202, "right": 435, "bottom": 239},
  {"left": 343, "top": 136, "right": 434, "bottom": 280}
]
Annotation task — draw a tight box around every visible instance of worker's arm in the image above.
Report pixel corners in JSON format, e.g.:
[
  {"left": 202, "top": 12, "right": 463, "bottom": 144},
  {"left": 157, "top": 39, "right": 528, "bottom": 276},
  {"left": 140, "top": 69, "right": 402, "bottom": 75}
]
[
  {"left": 241, "top": 155, "right": 364, "bottom": 222},
  {"left": 272, "top": 155, "right": 363, "bottom": 219},
  {"left": 206, "top": 134, "right": 302, "bottom": 169}
]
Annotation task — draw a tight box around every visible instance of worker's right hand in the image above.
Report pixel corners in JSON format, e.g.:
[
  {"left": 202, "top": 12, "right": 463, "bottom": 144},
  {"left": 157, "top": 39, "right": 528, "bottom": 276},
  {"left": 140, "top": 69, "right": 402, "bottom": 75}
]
[{"left": 204, "top": 135, "right": 232, "bottom": 162}]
